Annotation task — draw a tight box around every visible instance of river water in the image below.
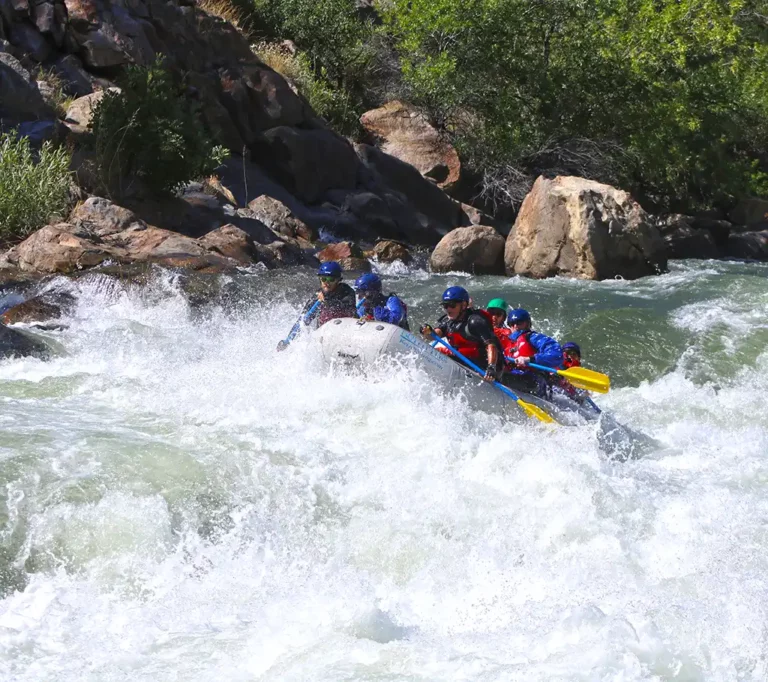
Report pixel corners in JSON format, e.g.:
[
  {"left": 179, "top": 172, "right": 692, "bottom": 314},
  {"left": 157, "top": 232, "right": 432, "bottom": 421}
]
[{"left": 1, "top": 259, "right": 767, "bottom": 681}]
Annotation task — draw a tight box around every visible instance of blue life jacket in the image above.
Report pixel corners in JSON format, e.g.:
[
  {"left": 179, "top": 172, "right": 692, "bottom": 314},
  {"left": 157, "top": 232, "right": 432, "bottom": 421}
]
[
  {"left": 510, "top": 329, "right": 563, "bottom": 368},
  {"left": 357, "top": 292, "right": 409, "bottom": 330}
]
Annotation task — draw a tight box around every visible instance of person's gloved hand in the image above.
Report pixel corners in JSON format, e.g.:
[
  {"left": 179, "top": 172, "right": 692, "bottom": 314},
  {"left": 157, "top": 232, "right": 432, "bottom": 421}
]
[
  {"left": 317, "top": 291, "right": 325, "bottom": 303},
  {"left": 420, "top": 324, "right": 434, "bottom": 337},
  {"left": 276, "top": 340, "right": 288, "bottom": 352},
  {"left": 483, "top": 365, "right": 498, "bottom": 382},
  {"left": 515, "top": 356, "right": 530, "bottom": 367}
]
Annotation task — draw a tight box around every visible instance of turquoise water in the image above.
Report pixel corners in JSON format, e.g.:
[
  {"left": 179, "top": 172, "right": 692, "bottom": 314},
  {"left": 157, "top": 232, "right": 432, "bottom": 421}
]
[{"left": 1, "top": 259, "right": 767, "bottom": 681}]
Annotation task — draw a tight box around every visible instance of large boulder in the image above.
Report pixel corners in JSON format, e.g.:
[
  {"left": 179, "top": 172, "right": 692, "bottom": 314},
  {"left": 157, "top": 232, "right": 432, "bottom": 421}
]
[
  {"left": 70, "top": 196, "right": 144, "bottom": 236},
  {"left": 724, "top": 230, "right": 768, "bottom": 261},
  {"left": 505, "top": 176, "right": 667, "bottom": 280},
  {"left": 729, "top": 197, "right": 768, "bottom": 229},
  {"left": 1, "top": 223, "right": 120, "bottom": 273},
  {"left": 218, "top": 64, "right": 308, "bottom": 144},
  {"left": 247, "top": 195, "right": 314, "bottom": 241},
  {"left": 374, "top": 239, "right": 412, "bottom": 264},
  {"left": 429, "top": 225, "right": 505, "bottom": 275},
  {"left": 64, "top": 88, "right": 117, "bottom": 129},
  {"left": 199, "top": 224, "right": 262, "bottom": 266},
  {"left": 360, "top": 101, "right": 461, "bottom": 191},
  {"left": 0, "top": 52, "right": 54, "bottom": 120},
  {"left": 657, "top": 214, "right": 719, "bottom": 260}
]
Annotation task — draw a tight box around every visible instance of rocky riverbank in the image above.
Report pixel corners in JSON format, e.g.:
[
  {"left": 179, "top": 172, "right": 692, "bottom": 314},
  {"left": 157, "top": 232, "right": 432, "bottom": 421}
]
[{"left": 1, "top": 0, "right": 768, "bottom": 349}]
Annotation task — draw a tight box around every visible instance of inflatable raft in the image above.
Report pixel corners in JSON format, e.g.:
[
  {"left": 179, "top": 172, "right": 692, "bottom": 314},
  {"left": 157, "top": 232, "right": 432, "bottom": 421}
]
[{"left": 312, "top": 318, "right": 655, "bottom": 459}]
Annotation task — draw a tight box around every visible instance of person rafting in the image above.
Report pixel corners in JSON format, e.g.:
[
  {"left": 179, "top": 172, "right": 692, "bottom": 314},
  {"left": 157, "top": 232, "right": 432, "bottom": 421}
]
[
  {"left": 420, "top": 286, "right": 503, "bottom": 382},
  {"left": 562, "top": 342, "right": 581, "bottom": 368},
  {"left": 276, "top": 261, "right": 356, "bottom": 351},
  {"left": 553, "top": 341, "right": 589, "bottom": 402},
  {"left": 308, "top": 261, "right": 357, "bottom": 327},
  {"left": 486, "top": 298, "right": 513, "bottom": 356},
  {"left": 354, "top": 273, "right": 410, "bottom": 330},
  {"left": 503, "top": 308, "right": 563, "bottom": 397}
]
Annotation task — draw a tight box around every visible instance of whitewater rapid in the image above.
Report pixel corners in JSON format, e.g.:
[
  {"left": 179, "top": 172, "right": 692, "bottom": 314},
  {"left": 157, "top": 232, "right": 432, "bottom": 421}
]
[{"left": 1, "top": 260, "right": 767, "bottom": 681}]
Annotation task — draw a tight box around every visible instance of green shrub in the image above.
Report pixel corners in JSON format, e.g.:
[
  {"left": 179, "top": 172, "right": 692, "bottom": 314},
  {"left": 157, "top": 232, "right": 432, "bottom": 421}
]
[
  {"left": 89, "top": 59, "right": 228, "bottom": 198},
  {"left": 0, "top": 132, "right": 72, "bottom": 243}
]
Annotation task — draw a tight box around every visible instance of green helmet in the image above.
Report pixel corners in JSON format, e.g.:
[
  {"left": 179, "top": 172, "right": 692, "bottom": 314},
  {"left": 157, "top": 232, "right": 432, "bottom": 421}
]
[{"left": 486, "top": 298, "right": 509, "bottom": 313}]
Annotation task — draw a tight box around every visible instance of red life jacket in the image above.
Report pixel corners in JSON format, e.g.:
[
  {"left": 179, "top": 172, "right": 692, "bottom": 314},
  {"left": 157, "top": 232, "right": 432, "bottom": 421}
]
[
  {"left": 562, "top": 355, "right": 581, "bottom": 369},
  {"left": 511, "top": 330, "right": 536, "bottom": 361},
  {"left": 493, "top": 326, "right": 514, "bottom": 357},
  {"left": 438, "top": 309, "right": 494, "bottom": 361}
]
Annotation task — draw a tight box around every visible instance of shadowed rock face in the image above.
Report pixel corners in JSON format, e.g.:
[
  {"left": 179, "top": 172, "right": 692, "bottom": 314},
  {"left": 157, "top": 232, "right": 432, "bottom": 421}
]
[{"left": 505, "top": 175, "right": 667, "bottom": 280}]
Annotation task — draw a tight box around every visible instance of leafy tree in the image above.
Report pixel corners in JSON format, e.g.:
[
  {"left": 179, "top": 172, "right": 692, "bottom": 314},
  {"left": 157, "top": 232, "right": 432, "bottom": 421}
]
[{"left": 384, "top": 0, "right": 768, "bottom": 210}]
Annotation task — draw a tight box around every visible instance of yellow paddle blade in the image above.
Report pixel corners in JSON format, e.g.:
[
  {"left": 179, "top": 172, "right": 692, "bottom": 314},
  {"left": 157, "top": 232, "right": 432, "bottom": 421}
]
[
  {"left": 518, "top": 399, "right": 556, "bottom": 424},
  {"left": 558, "top": 366, "right": 610, "bottom": 394}
]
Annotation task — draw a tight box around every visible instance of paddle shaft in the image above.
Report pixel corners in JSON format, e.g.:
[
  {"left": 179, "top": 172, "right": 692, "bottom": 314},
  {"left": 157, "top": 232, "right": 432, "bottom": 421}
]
[
  {"left": 507, "top": 356, "right": 603, "bottom": 411},
  {"left": 282, "top": 300, "right": 321, "bottom": 345},
  {"left": 431, "top": 334, "right": 525, "bottom": 403}
]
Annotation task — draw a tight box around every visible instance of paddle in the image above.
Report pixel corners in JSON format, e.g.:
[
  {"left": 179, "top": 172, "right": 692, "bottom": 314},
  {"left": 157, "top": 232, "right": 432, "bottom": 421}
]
[
  {"left": 276, "top": 300, "right": 321, "bottom": 351},
  {"left": 430, "top": 333, "right": 555, "bottom": 424},
  {"left": 504, "top": 357, "right": 611, "bottom": 394}
]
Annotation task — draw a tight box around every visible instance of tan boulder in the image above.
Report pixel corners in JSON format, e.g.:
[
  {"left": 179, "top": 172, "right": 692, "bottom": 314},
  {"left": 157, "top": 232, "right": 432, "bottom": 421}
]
[
  {"left": 247, "top": 195, "right": 314, "bottom": 241},
  {"left": 70, "top": 196, "right": 144, "bottom": 236},
  {"left": 505, "top": 176, "right": 667, "bottom": 280},
  {"left": 2, "top": 224, "right": 120, "bottom": 273},
  {"left": 64, "top": 88, "right": 118, "bottom": 129},
  {"left": 373, "top": 240, "right": 412, "bottom": 264},
  {"left": 429, "top": 226, "right": 505, "bottom": 275},
  {"left": 360, "top": 101, "right": 461, "bottom": 191},
  {"left": 199, "top": 224, "right": 261, "bottom": 265}
]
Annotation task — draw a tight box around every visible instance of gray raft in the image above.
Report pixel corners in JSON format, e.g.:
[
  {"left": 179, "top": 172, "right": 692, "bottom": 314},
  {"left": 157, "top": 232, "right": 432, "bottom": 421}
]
[{"left": 313, "top": 318, "right": 656, "bottom": 459}]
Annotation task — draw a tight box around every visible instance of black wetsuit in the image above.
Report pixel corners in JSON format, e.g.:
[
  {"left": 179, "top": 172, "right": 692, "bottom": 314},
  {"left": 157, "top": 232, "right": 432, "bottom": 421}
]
[
  {"left": 304, "top": 283, "right": 357, "bottom": 326},
  {"left": 435, "top": 308, "right": 503, "bottom": 372}
]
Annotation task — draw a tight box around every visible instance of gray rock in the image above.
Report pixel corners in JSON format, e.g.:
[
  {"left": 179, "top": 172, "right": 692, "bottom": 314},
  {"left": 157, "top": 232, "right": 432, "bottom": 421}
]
[
  {"left": 0, "top": 323, "right": 50, "bottom": 359},
  {"left": 0, "top": 52, "right": 54, "bottom": 120}
]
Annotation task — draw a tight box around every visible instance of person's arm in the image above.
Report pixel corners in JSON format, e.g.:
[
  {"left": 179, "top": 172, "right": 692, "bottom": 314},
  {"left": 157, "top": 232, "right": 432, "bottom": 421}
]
[
  {"left": 375, "top": 296, "right": 405, "bottom": 325},
  {"left": 531, "top": 334, "right": 563, "bottom": 367}
]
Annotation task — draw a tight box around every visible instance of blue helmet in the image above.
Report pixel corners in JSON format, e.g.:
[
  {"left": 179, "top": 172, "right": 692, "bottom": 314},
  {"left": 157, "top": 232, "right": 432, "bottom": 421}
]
[
  {"left": 318, "top": 261, "right": 342, "bottom": 278},
  {"left": 562, "top": 341, "right": 581, "bottom": 355},
  {"left": 507, "top": 308, "right": 531, "bottom": 325},
  {"left": 442, "top": 286, "right": 470, "bottom": 303},
  {"left": 354, "top": 273, "right": 382, "bottom": 292}
]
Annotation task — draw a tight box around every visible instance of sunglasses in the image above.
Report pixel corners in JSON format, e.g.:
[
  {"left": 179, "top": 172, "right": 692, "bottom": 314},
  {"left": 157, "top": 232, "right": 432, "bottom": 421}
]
[
  {"left": 319, "top": 276, "right": 339, "bottom": 283},
  {"left": 442, "top": 301, "right": 461, "bottom": 309}
]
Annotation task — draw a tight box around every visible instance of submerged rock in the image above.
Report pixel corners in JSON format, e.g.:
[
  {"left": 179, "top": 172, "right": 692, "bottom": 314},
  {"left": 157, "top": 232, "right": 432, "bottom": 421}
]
[
  {"left": 505, "top": 175, "right": 667, "bottom": 280},
  {"left": 0, "top": 323, "right": 50, "bottom": 359},
  {"left": 1, "top": 291, "right": 76, "bottom": 325}
]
